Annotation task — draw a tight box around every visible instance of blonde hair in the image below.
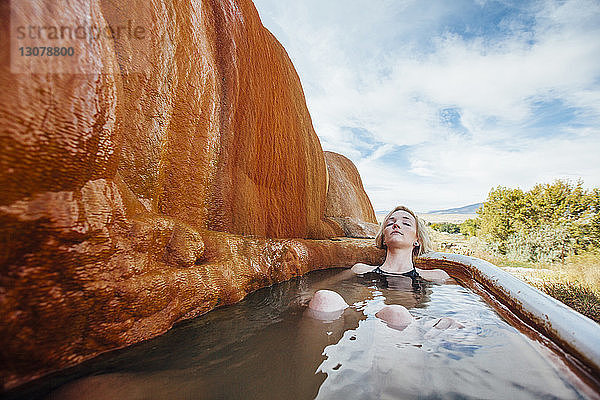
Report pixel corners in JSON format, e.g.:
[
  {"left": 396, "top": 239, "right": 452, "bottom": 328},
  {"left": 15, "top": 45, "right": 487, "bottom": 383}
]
[{"left": 375, "top": 205, "right": 432, "bottom": 258}]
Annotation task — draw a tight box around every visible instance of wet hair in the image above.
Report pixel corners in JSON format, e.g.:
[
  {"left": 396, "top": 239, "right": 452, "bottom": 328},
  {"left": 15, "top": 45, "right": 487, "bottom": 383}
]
[{"left": 375, "top": 205, "right": 432, "bottom": 258}]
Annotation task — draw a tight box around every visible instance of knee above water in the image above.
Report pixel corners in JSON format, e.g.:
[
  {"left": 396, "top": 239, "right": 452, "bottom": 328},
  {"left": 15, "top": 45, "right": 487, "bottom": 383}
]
[{"left": 308, "top": 289, "right": 349, "bottom": 313}]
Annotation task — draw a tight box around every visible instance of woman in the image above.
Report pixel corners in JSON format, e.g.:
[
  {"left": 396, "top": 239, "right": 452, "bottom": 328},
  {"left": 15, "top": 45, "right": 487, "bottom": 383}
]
[
  {"left": 352, "top": 205, "right": 448, "bottom": 280},
  {"left": 309, "top": 205, "right": 458, "bottom": 329}
]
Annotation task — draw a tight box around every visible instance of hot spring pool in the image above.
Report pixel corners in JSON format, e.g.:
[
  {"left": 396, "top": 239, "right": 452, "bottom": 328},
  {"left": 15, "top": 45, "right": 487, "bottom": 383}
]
[{"left": 9, "top": 268, "right": 599, "bottom": 399}]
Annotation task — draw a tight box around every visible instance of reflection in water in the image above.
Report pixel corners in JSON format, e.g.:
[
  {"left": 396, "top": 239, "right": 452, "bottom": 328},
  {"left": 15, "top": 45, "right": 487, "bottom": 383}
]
[
  {"left": 315, "top": 284, "right": 587, "bottom": 399},
  {"left": 8, "top": 269, "right": 591, "bottom": 399}
]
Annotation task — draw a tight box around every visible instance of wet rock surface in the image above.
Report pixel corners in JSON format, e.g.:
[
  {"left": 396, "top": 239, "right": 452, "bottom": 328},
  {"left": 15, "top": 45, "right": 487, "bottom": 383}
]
[
  {"left": 324, "top": 151, "right": 380, "bottom": 238},
  {"left": 0, "top": 0, "right": 383, "bottom": 390}
]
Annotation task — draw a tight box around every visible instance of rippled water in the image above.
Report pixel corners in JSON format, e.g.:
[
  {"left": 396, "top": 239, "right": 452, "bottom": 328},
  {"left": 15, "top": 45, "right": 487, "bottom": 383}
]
[{"left": 10, "top": 268, "right": 595, "bottom": 399}]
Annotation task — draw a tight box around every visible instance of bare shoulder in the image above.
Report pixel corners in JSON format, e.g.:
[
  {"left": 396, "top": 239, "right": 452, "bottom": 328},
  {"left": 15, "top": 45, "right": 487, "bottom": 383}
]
[
  {"left": 351, "top": 262, "right": 376, "bottom": 274},
  {"left": 416, "top": 268, "right": 450, "bottom": 283}
]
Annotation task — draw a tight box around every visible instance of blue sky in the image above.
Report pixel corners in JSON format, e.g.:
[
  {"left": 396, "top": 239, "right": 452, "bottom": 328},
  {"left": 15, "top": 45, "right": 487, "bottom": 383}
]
[{"left": 253, "top": 0, "right": 600, "bottom": 213}]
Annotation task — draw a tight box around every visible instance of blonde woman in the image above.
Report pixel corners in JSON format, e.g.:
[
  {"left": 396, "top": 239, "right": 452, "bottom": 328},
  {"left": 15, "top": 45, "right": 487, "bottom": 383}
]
[
  {"left": 309, "top": 205, "right": 459, "bottom": 330},
  {"left": 352, "top": 205, "right": 448, "bottom": 281}
]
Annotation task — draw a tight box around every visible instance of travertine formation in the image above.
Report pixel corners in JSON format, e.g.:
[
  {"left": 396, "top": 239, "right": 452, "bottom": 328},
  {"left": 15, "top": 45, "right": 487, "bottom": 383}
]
[
  {"left": 0, "top": 0, "right": 383, "bottom": 390},
  {"left": 324, "top": 151, "right": 380, "bottom": 238}
]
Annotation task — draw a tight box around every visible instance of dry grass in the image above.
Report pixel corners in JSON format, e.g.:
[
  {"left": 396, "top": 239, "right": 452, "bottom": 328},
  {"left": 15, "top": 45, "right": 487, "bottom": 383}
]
[
  {"left": 427, "top": 229, "right": 485, "bottom": 257},
  {"left": 534, "top": 281, "right": 600, "bottom": 323},
  {"left": 554, "top": 251, "right": 600, "bottom": 290}
]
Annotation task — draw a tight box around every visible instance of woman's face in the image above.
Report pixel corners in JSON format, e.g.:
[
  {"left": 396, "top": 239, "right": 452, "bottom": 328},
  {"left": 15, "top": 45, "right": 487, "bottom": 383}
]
[{"left": 383, "top": 210, "right": 418, "bottom": 249}]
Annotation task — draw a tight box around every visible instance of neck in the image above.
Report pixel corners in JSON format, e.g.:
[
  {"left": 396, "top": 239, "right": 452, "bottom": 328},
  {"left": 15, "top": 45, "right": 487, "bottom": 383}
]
[{"left": 380, "top": 247, "right": 414, "bottom": 274}]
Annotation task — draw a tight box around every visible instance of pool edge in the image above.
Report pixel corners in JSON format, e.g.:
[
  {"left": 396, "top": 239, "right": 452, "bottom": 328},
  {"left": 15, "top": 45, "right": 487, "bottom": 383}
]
[{"left": 418, "top": 252, "right": 600, "bottom": 388}]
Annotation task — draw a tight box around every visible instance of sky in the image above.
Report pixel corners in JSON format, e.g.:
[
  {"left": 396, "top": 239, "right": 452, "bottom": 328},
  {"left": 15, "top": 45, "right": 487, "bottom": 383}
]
[{"left": 252, "top": 0, "right": 600, "bottom": 213}]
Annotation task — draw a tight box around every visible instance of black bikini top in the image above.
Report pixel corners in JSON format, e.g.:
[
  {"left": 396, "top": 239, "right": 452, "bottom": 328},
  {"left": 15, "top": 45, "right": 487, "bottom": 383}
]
[
  {"left": 361, "top": 265, "right": 426, "bottom": 292},
  {"left": 372, "top": 266, "right": 421, "bottom": 279}
]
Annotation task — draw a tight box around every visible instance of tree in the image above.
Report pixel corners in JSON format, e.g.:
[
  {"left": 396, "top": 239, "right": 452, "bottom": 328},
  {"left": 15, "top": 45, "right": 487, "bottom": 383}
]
[
  {"left": 477, "top": 186, "right": 527, "bottom": 246},
  {"left": 477, "top": 179, "right": 600, "bottom": 260},
  {"left": 526, "top": 179, "right": 589, "bottom": 227}
]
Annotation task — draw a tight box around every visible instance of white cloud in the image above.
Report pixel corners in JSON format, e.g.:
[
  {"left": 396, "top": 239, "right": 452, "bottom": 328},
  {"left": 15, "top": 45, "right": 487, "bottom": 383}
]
[
  {"left": 358, "top": 131, "right": 600, "bottom": 212},
  {"left": 253, "top": 0, "right": 600, "bottom": 212}
]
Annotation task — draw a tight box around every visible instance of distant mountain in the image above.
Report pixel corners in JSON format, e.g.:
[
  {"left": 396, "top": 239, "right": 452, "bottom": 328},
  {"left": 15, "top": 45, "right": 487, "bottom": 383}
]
[{"left": 427, "top": 203, "right": 482, "bottom": 214}]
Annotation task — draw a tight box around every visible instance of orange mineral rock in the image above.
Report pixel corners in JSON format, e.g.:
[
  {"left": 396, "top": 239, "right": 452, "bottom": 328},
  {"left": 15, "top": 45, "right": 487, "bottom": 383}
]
[
  {"left": 324, "top": 151, "right": 380, "bottom": 238},
  {"left": 0, "top": 0, "right": 382, "bottom": 391},
  {"left": 100, "top": 0, "right": 340, "bottom": 239}
]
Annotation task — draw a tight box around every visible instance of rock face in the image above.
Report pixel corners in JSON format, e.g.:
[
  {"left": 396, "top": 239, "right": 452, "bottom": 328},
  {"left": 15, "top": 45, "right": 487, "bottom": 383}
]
[
  {"left": 0, "top": 0, "right": 382, "bottom": 390},
  {"left": 103, "top": 0, "right": 340, "bottom": 239},
  {"left": 324, "top": 151, "right": 380, "bottom": 238}
]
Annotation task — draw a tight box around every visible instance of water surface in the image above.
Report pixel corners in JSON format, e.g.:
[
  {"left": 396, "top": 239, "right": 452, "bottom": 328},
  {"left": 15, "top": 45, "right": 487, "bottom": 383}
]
[{"left": 10, "top": 268, "right": 594, "bottom": 399}]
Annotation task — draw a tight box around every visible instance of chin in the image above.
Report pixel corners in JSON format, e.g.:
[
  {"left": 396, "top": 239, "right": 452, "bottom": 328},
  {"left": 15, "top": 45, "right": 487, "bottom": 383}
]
[{"left": 386, "top": 240, "right": 413, "bottom": 249}]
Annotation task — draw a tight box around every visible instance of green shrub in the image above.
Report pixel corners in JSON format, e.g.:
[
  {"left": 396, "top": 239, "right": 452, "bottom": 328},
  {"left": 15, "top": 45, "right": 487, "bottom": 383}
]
[
  {"left": 460, "top": 218, "right": 480, "bottom": 237},
  {"left": 505, "top": 225, "right": 574, "bottom": 263},
  {"left": 478, "top": 179, "right": 600, "bottom": 257},
  {"left": 430, "top": 222, "right": 460, "bottom": 234}
]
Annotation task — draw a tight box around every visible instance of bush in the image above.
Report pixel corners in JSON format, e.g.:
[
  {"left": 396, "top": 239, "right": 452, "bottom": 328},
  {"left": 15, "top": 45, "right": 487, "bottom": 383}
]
[
  {"left": 478, "top": 179, "right": 600, "bottom": 257},
  {"left": 504, "top": 225, "right": 574, "bottom": 263},
  {"left": 430, "top": 222, "right": 460, "bottom": 234},
  {"left": 460, "top": 218, "right": 480, "bottom": 237}
]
